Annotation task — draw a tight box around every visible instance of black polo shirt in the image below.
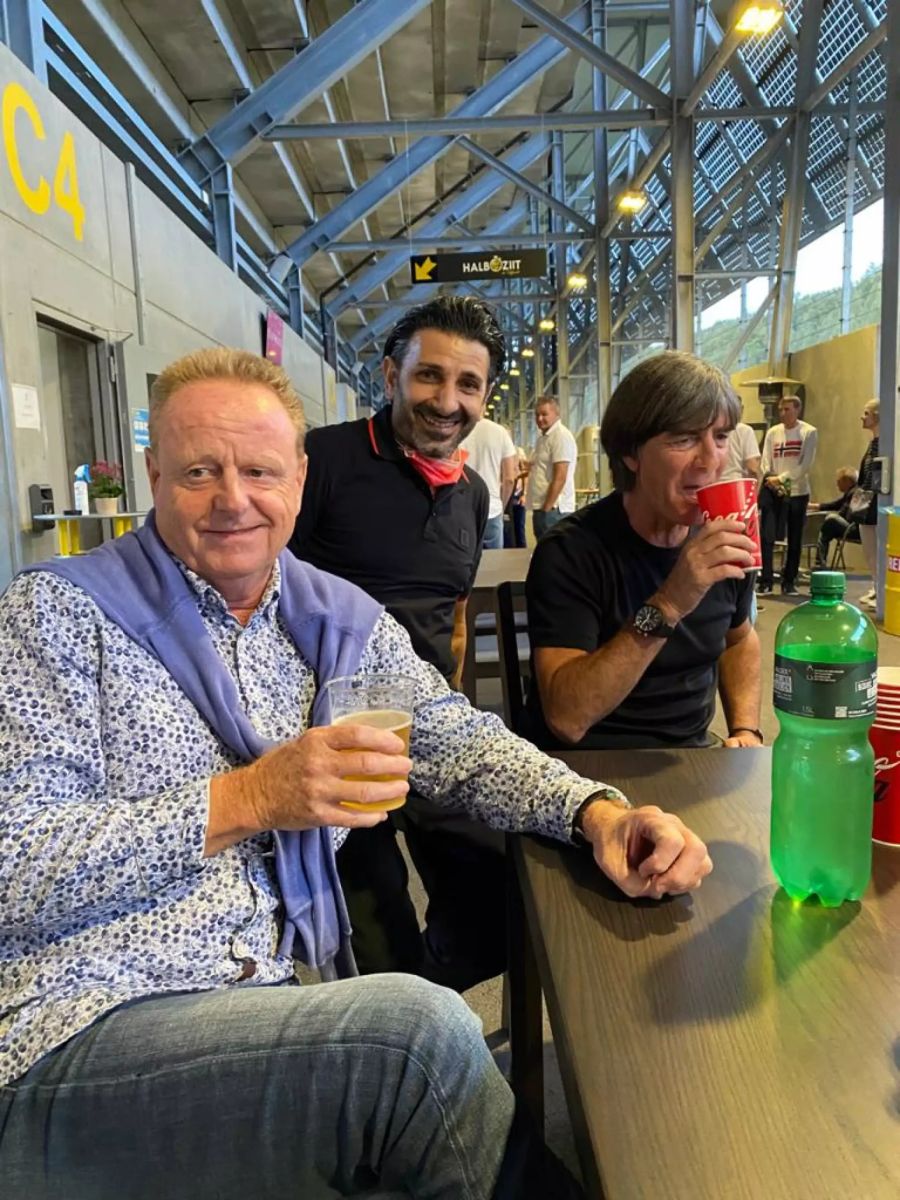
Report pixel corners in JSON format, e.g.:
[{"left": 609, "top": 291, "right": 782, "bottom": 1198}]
[
  {"left": 289, "top": 406, "right": 489, "bottom": 680},
  {"left": 524, "top": 491, "right": 754, "bottom": 749}
]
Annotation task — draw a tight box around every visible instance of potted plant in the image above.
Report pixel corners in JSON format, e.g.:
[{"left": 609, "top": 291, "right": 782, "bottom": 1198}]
[{"left": 89, "top": 461, "right": 125, "bottom": 516}]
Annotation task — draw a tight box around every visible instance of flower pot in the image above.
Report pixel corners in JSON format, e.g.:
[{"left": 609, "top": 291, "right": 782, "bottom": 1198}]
[{"left": 94, "top": 496, "right": 121, "bottom": 517}]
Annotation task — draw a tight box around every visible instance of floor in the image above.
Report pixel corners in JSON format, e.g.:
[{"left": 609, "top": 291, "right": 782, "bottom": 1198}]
[{"left": 407, "top": 570, "right": 900, "bottom": 1182}]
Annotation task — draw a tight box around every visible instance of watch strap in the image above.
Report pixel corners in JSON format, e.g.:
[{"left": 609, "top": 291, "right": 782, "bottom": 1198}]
[{"left": 571, "top": 788, "right": 631, "bottom": 844}]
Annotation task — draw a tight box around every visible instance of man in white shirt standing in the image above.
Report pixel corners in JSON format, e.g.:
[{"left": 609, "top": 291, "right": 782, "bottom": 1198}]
[
  {"left": 528, "top": 395, "right": 577, "bottom": 540},
  {"left": 758, "top": 394, "right": 818, "bottom": 596},
  {"left": 460, "top": 415, "right": 518, "bottom": 549},
  {"left": 721, "top": 412, "right": 761, "bottom": 483}
]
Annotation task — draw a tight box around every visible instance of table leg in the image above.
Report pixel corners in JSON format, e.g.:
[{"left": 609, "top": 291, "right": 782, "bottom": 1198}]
[
  {"left": 507, "top": 836, "right": 544, "bottom": 1129},
  {"left": 57, "top": 518, "right": 80, "bottom": 556},
  {"left": 112, "top": 516, "right": 135, "bottom": 538}
]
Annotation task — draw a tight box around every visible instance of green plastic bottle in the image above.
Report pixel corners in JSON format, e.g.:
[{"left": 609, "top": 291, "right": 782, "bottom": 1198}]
[{"left": 771, "top": 571, "right": 877, "bottom": 906}]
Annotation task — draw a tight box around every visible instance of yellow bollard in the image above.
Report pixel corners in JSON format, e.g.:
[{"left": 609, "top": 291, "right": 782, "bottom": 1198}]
[{"left": 885, "top": 510, "right": 900, "bottom": 635}]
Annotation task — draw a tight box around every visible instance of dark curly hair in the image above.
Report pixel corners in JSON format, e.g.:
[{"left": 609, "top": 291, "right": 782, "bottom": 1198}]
[{"left": 383, "top": 296, "right": 506, "bottom": 384}]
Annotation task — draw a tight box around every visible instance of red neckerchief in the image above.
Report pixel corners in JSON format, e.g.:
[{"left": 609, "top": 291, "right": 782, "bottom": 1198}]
[
  {"left": 366, "top": 415, "right": 469, "bottom": 489},
  {"left": 401, "top": 445, "right": 468, "bottom": 488}
]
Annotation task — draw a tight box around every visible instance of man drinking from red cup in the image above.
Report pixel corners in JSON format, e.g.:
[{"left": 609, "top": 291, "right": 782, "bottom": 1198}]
[{"left": 525, "top": 350, "right": 762, "bottom": 752}]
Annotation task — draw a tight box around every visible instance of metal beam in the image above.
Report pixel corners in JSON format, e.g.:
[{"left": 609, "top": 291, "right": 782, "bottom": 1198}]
[
  {"left": 683, "top": 24, "right": 742, "bottom": 116},
  {"left": 327, "top": 232, "right": 596, "bottom": 251},
  {"left": 840, "top": 72, "right": 858, "bottom": 336},
  {"left": 271, "top": 2, "right": 591, "bottom": 280},
  {"left": 769, "top": 0, "right": 824, "bottom": 373},
  {"left": 508, "top": 0, "right": 671, "bottom": 110},
  {"left": 325, "top": 134, "right": 551, "bottom": 318},
  {"left": 670, "top": 0, "right": 694, "bottom": 351},
  {"left": 592, "top": 0, "right": 613, "bottom": 450},
  {"left": 177, "top": 0, "right": 432, "bottom": 180},
  {"left": 347, "top": 204, "right": 532, "bottom": 351},
  {"left": 264, "top": 110, "right": 668, "bottom": 139},
  {"left": 878, "top": 0, "right": 900, "bottom": 613},
  {"left": 458, "top": 137, "right": 592, "bottom": 233},
  {"left": 722, "top": 282, "right": 776, "bottom": 372},
  {"left": 803, "top": 22, "right": 886, "bottom": 113},
  {"left": 2, "top": 0, "right": 46, "bottom": 81}
]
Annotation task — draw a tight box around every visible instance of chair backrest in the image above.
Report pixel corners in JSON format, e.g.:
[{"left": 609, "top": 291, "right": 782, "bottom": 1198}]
[{"left": 494, "top": 580, "right": 528, "bottom": 734}]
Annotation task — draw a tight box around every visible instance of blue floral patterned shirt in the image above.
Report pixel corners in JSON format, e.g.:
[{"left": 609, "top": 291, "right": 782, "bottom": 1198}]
[{"left": 0, "top": 561, "right": 618, "bottom": 1087}]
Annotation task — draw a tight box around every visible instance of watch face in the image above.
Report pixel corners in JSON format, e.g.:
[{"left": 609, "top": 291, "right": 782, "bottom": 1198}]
[{"left": 634, "top": 604, "right": 662, "bottom": 634}]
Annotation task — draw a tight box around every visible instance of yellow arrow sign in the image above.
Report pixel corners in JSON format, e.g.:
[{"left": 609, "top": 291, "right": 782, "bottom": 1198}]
[{"left": 413, "top": 255, "right": 437, "bottom": 282}]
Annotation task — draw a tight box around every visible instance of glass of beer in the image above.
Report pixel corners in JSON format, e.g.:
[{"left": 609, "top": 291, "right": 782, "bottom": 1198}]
[{"left": 323, "top": 673, "right": 415, "bottom": 812}]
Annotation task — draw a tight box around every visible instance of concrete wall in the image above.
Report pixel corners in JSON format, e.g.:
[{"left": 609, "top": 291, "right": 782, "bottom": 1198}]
[{"left": 0, "top": 44, "right": 332, "bottom": 574}]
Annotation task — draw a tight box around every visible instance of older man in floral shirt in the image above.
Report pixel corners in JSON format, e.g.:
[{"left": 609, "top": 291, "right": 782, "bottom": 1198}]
[{"left": 0, "top": 348, "right": 711, "bottom": 1200}]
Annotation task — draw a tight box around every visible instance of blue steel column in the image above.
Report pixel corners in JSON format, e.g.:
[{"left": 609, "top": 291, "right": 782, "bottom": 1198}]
[
  {"left": 551, "top": 133, "right": 570, "bottom": 422},
  {"left": 209, "top": 162, "right": 236, "bottom": 270},
  {"left": 592, "top": 0, "right": 612, "bottom": 483},
  {"left": 1, "top": 0, "right": 46, "bottom": 82},
  {"left": 768, "top": 0, "right": 825, "bottom": 373},
  {"left": 287, "top": 267, "right": 305, "bottom": 341},
  {"left": 878, "top": 0, "right": 900, "bottom": 618},
  {"left": 670, "top": 0, "right": 694, "bottom": 351}
]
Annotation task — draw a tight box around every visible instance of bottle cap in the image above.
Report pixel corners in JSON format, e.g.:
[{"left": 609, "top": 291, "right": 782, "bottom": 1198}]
[{"left": 810, "top": 569, "right": 845, "bottom": 598}]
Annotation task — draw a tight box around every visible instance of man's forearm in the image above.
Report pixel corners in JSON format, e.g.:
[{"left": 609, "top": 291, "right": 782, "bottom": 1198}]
[
  {"left": 539, "top": 621, "right": 669, "bottom": 743},
  {"left": 718, "top": 628, "right": 762, "bottom": 734},
  {"left": 450, "top": 599, "right": 467, "bottom": 690}
]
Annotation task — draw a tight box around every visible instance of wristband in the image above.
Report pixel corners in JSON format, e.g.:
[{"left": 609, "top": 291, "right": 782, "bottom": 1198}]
[
  {"left": 571, "top": 787, "right": 631, "bottom": 844},
  {"left": 728, "top": 726, "right": 764, "bottom": 743}
]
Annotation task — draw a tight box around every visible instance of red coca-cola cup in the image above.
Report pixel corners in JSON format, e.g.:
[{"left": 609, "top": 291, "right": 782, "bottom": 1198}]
[
  {"left": 695, "top": 478, "right": 762, "bottom": 571},
  {"left": 871, "top": 723, "right": 900, "bottom": 845}
]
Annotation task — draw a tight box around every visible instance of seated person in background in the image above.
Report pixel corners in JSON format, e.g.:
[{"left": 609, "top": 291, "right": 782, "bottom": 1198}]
[
  {"left": 0, "top": 347, "right": 713, "bottom": 1200},
  {"left": 810, "top": 466, "right": 859, "bottom": 568},
  {"left": 525, "top": 350, "right": 762, "bottom": 751}
]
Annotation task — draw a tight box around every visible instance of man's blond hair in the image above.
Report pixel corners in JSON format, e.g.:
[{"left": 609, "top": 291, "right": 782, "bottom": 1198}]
[{"left": 149, "top": 347, "right": 306, "bottom": 453}]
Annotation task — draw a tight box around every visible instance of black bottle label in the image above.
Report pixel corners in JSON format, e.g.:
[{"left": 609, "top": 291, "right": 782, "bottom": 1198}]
[{"left": 773, "top": 654, "right": 877, "bottom": 719}]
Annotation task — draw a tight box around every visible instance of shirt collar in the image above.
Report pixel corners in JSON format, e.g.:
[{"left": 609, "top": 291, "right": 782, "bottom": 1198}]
[
  {"left": 177, "top": 558, "right": 282, "bottom": 624},
  {"left": 540, "top": 418, "right": 559, "bottom": 436}
]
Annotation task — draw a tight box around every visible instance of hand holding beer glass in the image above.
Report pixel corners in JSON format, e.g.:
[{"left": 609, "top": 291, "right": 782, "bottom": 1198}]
[{"left": 323, "top": 674, "right": 415, "bottom": 812}]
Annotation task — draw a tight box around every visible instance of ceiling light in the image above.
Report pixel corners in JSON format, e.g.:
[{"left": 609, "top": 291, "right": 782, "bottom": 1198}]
[
  {"left": 735, "top": 2, "right": 784, "bottom": 35},
  {"left": 617, "top": 189, "right": 647, "bottom": 214},
  {"left": 539, "top": 318, "right": 555, "bottom": 332},
  {"left": 500, "top": 382, "right": 510, "bottom": 391},
  {"left": 567, "top": 272, "right": 588, "bottom": 291},
  {"left": 521, "top": 347, "right": 535, "bottom": 358},
  {"left": 509, "top": 368, "right": 521, "bottom": 377}
]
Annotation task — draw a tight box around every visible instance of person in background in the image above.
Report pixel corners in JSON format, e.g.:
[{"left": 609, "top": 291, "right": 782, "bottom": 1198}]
[
  {"left": 289, "top": 296, "right": 505, "bottom": 992},
  {"left": 525, "top": 351, "right": 761, "bottom": 752},
  {"left": 810, "top": 466, "right": 859, "bottom": 569},
  {"left": 503, "top": 445, "right": 530, "bottom": 548},
  {"left": 461, "top": 413, "right": 517, "bottom": 549},
  {"left": 856, "top": 398, "right": 881, "bottom": 610},
  {"left": 757, "top": 395, "right": 818, "bottom": 597},
  {"left": 527, "top": 396, "right": 577, "bottom": 540},
  {"left": 720, "top": 408, "right": 761, "bottom": 483}
]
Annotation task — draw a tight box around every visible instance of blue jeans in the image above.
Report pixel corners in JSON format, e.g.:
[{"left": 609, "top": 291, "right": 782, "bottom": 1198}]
[
  {"left": 483, "top": 515, "right": 503, "bottom": 549},
  {"left": 0, "top": 975, "right": 514, "bottom": 1199},
  {"left": 532, "top": 508, "right": 564, "bottom": 541}
]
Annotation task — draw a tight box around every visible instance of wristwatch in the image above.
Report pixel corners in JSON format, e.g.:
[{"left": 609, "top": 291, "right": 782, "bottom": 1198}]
[
  {"left": 632, "top": 603, "right": 677, "bottom": 639},
  {"left": 571, "top": 788, "right": 631, "bottom": 844}
]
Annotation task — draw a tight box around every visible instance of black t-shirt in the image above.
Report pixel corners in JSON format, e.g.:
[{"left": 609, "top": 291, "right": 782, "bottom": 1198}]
[
  {"left": 288, "top": 406, "right": 489, "bottom": 680},
  {"left": 525, "top": 491, "right": 754, "bottom": 749}
]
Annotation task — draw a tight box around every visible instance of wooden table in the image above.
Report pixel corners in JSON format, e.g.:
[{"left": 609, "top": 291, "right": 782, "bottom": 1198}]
[
  {"left": 461, "top": 547, "right": 531, "bottom": 700},
  {"left": 509, "top": 747, "right": 900, "bottom": 1200}
]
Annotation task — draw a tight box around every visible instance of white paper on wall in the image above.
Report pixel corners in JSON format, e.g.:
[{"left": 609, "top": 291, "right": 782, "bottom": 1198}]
[{"left": 11, "top": 384, "right": 41, "bottom": 432}]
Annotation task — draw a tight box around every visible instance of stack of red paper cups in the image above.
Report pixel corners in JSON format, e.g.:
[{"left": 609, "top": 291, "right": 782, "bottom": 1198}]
[{"left": 871, "top": 666, "right": 900, "bottom": 846}]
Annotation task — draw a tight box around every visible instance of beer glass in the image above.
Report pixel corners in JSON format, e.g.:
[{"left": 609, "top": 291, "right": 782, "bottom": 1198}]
[{"left": 322, "top": 673, "right": 415, "bottom": 812}]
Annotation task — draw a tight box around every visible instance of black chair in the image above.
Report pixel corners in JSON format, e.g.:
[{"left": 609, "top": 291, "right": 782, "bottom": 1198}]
[
  {"left": 494, "top": 581, "right": 529, "bottom": 734},
  {"left": 830, "top": 520, "right": 861, "bottom": 571}
]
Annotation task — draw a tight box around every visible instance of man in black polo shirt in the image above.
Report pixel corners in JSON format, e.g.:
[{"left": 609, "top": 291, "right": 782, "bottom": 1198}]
[
  {"left": 289, "top": 296, "right": 505, "bottom": 990},
  {"left": 526, "top": 351, "right": 762, "bottom": 751}
]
